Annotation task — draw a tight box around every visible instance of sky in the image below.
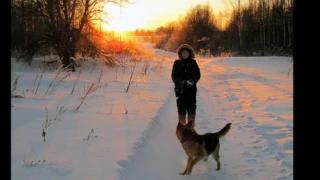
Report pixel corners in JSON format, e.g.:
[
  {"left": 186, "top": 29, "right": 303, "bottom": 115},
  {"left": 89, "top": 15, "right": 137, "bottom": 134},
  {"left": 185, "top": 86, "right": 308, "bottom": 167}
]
[
  {"left": 103, "top": 0, "right": 228, "bottom": 31},
  {"left": 11, "top": 40, "right": 293, "bottom": 180}
]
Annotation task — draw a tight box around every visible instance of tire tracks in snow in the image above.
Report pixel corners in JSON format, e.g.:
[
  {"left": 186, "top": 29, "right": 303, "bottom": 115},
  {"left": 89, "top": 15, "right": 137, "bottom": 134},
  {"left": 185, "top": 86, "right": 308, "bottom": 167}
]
[
  {"left": 117, "top": 58, "right": 269, "bottom": 179},
  {"left": 117, "top": 48, "right": 292, "bottom": 179},
  {"left": 197, "top": 61, "right": 292, "bottom": 179}
]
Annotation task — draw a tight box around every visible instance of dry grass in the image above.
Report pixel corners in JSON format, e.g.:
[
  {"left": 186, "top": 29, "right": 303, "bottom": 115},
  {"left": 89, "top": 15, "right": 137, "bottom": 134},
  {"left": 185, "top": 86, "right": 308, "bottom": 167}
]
[
  {"left": 71, "top": 66, "right": 83, "bottom": 95},
  {"left": 33, "top": 68, "right": 44, "bottom": 94},
  {"left": 83, "top": 129, "right": 97, "bottom": 140},
  {"left": 125, "top": 62, "right": 136, "bottom": 93},
  {"left": 42, "top": 103, "right": 67, "bottom": 141},
  {"left": 76, "top": 82, "right": 99, "bottom": 110},
  {"left": 11, "top": 75, "right": 24, "bottom": 98}
]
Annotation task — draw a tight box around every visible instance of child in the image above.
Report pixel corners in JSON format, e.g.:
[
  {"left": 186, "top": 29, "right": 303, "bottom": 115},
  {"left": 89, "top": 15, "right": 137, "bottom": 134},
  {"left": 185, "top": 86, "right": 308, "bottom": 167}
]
[{"left": 171, "top": 44, "right": 201, "bottom": 128}]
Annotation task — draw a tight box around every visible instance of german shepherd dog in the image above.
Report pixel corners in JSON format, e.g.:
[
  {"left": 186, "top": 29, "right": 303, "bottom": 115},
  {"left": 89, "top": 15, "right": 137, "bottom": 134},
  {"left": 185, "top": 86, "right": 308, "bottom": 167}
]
[{"left": 176, "top": 120, "right": 232, "bottom": 175}]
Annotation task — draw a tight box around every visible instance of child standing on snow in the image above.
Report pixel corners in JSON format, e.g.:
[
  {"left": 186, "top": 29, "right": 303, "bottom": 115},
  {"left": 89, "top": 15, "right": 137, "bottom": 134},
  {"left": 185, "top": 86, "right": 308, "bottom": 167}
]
[{"left": 171, "top": 44, "right": 201, "bottom": 128}]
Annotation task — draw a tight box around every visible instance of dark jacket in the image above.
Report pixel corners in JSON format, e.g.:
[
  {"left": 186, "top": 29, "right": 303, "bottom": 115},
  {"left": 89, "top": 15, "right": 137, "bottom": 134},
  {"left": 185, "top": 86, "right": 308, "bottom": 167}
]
[{"left": 171, "top": 44, "right": 201, "bottom": 91}]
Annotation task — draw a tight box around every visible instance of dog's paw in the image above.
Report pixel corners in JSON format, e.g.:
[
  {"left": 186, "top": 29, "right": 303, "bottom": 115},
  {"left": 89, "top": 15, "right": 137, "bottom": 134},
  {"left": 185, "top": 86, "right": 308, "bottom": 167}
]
[
  {"left": 216, "top": 167, "right": 221, "bottom": 171},
  {"left": 180, "top": 172, "right": 186, "bottom": 175}
]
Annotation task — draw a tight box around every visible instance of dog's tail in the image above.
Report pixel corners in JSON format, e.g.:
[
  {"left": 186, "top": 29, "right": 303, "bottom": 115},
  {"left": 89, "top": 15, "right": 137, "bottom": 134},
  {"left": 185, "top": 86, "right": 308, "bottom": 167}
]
[{"left": 218, "top": 123, "right": 232, "bottom": 138}]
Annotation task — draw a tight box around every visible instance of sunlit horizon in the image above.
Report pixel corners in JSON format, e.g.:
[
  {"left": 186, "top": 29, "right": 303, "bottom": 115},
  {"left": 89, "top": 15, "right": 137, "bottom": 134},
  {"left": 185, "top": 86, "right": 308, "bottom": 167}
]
[{"left": 101, "top": 0, "right": 229, "bottom": 32}]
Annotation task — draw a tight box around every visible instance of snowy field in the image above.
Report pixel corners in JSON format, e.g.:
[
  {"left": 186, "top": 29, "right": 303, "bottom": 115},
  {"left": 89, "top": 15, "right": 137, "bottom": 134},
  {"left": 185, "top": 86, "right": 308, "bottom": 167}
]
[{"left": 11, "top": 45, "right": 293, "bottom": 180}]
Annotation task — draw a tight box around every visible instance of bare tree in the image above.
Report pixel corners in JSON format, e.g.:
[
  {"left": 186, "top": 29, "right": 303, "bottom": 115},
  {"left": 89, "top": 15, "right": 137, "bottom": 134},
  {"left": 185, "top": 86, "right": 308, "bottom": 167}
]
[
  {"left": 167, "top": 3, "right": 217, "bottom": 53},
  {"left": 261, "top": 0, "right": 266, "bottom": 52},
  {"left": 266, "top": 0, "right": 272, "bottom": 48},
  {"left": 287, "top": 0, "right": 293, "bottom": 48},
  {"left": 13, "top": 0, "right": 130, "bottom": 71},
  {"left": 238, "top": 0, "right": 243, "bottom": 50},
  {"left": 223, "top": 0, "right": 243, "bottom": 51}
]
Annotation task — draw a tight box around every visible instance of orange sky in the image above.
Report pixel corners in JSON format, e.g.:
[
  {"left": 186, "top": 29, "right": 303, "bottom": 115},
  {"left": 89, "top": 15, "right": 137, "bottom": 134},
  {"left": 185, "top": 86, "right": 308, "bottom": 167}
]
[{"left": 102, "top": 0, "right": 229, "bottom": 32}]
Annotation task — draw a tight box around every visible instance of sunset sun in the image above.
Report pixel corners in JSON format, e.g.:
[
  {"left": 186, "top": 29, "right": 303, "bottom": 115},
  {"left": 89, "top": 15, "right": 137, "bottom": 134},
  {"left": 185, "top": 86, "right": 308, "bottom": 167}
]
[
  {"left": 102, "top": 3, "right": 146, "bottom": 32},
  {"left": 99, "top": 0, "right": 227, "bottom": 32}
]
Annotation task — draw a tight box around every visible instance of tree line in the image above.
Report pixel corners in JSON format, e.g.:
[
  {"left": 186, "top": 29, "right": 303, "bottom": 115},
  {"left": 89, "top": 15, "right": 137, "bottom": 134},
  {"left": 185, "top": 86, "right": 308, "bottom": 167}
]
[
  {"left": 147, "top": 0, "right": 293, "bottom": 57},
  {"left": 11, "top": 0, "right": 293, "bottom": 72}
]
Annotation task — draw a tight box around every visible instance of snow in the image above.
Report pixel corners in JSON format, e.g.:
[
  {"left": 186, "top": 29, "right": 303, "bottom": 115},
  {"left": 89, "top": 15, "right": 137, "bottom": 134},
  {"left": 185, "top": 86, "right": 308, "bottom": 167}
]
[{"left": 11, "top": 43, "right": 293, "bottom": 180}]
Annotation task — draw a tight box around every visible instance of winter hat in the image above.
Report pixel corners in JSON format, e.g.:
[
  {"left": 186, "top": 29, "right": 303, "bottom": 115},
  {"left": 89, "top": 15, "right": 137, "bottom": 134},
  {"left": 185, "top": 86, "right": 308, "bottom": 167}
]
[{"left": 177, "top": 44, "right": 195, "bottom": 59}]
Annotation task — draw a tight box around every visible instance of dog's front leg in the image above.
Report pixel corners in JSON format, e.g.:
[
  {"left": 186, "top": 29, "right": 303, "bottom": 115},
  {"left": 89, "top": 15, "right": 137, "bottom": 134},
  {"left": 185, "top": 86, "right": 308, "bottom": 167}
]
[
  {"left": 187, "top": 155, "right": 204, "bottom": 175},
  {"left": 180, "top": 155, "right": 192, "bottom": 175}
]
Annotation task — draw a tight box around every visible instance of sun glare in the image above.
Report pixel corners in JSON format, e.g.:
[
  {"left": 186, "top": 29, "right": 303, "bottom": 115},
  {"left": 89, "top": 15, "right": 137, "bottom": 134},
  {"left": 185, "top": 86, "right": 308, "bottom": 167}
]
[
  {"left": 101, "top": 0, "right": 228, "bottom": 32},
  {"left": 103, "top": 3, "right": 147, "bottom": 32}
]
